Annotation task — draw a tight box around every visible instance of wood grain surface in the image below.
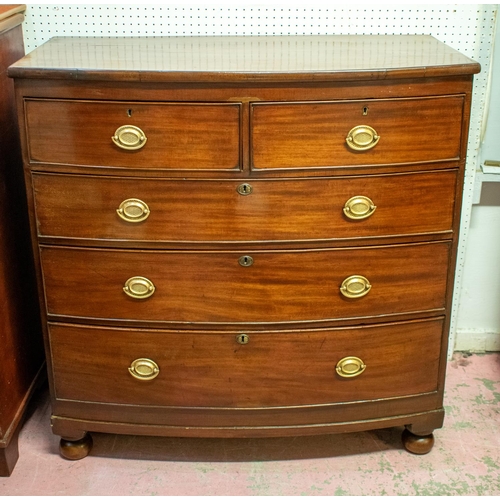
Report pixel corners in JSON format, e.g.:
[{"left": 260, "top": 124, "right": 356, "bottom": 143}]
[
  {"left": 8, "top": 35, "right": 480, "bottom": 82},
  {"left": 49, "top": 319, "right": 443, "bottom": 408},
  {"left": 31, "top": 170, "right": 458, "bottom": 244},
  {"left": 251, "top": 96, "right": 464, "bottom": 168},
  {"left": 26, "top": 99, "right": 242, "bottom": 170},
  {"left": 40, "top": 242, "right": 450, "bottom": 325}
]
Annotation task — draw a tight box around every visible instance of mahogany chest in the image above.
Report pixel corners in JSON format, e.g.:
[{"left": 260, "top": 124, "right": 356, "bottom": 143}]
[
  {"left": 9, "top": 35, "right": 480, "bottom": 459},
  {"left": 0, "top": 5, "right": 44, "bottom": 476}
]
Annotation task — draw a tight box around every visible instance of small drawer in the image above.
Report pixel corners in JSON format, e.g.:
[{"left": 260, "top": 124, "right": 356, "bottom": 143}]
[
  {"left": 49, "top": 318, "right": 443, "bottom": 408},
  {"left": 40, "top": 242, "right": 450, "bottom": 325},
  {"left": 25, "top": 99, "right": 241, "bottom": 170},
  {"left": 32, "top": 170, "right": 457, "bottom": 244},
  {"left": 251, "top": 96, "right": 464, "bottom": 169}
]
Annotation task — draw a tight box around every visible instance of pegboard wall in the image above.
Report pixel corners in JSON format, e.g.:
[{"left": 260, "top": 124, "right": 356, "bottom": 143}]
[
  {"left": 21, "top": 4, "right": 497, "bottom": 53},
  {"left": 20, "top": 3, "right": 499, "bottom": 355}
]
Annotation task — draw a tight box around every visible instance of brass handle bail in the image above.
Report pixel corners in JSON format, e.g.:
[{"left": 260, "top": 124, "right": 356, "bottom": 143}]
[
  {"left": 336, "top": 356, "right": 366, "bottom": 378},
  {"left": 117, "top": 198, "right": 150, "bottom": 223},
  {"left": 112, "top": 125, "right": 147, "bottom": 150},
  {"left": 346, "top": 125, "right": 380, "bottom": 151},
  {"left": 340, "top": 275, "right": 372, "bottom": 299},
  {"left": 128, "top": 358, "right": 160, "bottom": 381},
  {"left": 123, "top": 276, "right": 155, "bottom": 299},
  {"left": 343, "top": 196, "right": 376, "bottom": 220}
]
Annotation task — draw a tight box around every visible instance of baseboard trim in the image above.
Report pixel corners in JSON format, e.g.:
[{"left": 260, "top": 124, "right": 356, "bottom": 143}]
[{"left": 454, "top": 329, "right": 500, "bottom": 352}]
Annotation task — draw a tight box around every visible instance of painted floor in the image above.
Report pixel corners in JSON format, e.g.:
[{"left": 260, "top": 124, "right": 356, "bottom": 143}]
[{"left": 1, "top": 352, "right": 499, "bottom": 495}]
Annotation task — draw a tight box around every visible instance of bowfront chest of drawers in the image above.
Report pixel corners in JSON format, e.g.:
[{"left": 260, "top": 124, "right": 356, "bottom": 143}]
[{"left": 9, "top": 35, "right": 480, "bottom": 459}]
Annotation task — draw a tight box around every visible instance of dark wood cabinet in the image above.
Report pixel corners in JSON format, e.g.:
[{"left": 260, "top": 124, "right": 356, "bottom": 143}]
[
  {"left": 9, "top": 35, "right": 480, "bottom": 460},
  {"left": 0, "top": 4, "right": 44, "bottom": 476}
]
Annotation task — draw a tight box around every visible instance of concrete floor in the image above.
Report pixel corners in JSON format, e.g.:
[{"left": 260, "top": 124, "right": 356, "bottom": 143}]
[{"left": 1, "top": 352, "right": 499, "bottom": 495}]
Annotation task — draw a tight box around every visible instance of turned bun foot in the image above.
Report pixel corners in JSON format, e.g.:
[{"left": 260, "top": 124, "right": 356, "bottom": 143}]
[
  {"left": 402, "top": 428, "right": 435, "bottom": 454},
  {"left": 59, "top": 432, "right": 93, "bottom": 460}
]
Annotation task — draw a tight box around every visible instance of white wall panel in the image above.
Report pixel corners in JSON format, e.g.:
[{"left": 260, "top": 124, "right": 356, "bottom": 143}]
[
  {"left": 19, "top": 3, "right": 499, "bottom": 354},
  {"left": 456, "top": 9, "right": 500, "bottom": 353}
]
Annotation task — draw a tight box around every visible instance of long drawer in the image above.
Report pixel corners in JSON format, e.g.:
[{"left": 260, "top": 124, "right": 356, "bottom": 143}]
[
  {"left": 251, "top": 96, "right": 465, "bottom": 169},
  {"left": 32, "top": 170, "right": 457, "bottom": 244},
  {"left": 40, "top": 243, "right": 450, "bottom": 325},
  {"left": 49, "top": 318, "right": 443, "bottom": 408},
  {"left": 25, "top": 99, "right": 242, "bottom": 170}
]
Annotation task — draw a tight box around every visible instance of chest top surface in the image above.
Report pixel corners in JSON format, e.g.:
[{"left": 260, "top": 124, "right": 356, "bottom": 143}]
[{"left": 8, "top": 34, "right": 480, "bottom": 83}]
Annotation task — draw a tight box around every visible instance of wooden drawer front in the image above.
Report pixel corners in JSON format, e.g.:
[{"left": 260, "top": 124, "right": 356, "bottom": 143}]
[
  {"left": 251, "top": 96, "right": 464, "bottom": 169},
  {"left": 50, "top": 319, "right": 442, "bottom": 407},
  {"left": 32, "top": 170, "right": 457, "bottom": 243},
  {"left": 40, "top": 243, "right": 450, "bottom": 325},
  {"left": 25, "top": 99, "right": 241, "bottom": 170}
]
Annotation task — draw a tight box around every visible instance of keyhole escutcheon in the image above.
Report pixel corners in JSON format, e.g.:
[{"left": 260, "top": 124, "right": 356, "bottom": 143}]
[
  {"left": 237, "top": 183, "right": 253, "bottom": 196},
  {"left": 238, "top": 255, "right": 254, "bottom": 267},
  {"left": 236, "top": 334, "right": 250, "bottom": 345}
]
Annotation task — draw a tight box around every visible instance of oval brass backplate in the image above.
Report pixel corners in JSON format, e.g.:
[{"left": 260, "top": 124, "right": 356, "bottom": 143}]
[
  {"left": 112, "top": 125, "right": 147, "bottom": 151},
  {"left": 340, "top": 275, "right": 372, "bottom": 299},
  {"left": 123, "top": 276, "right": 155, "bottom": 299},
  {"left": 346, "top": 125, "right": 380, "bottom": 151},
  {"left": 343, "top": 195, "right": 376, "bottom": 220},
  {"left": 116, "top": 198, "right": 150, "bottom": 223},
  {"left": 336, "top": 356, "right": 366, "bottom": 378},
  {"left": 128, "top": 358, "right": 160, "bottom": 381}
]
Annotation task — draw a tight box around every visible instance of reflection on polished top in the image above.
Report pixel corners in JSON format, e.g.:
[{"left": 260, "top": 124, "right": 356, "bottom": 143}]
[{"left": 9, "top": 34, "right": 480, "bottom": 82}]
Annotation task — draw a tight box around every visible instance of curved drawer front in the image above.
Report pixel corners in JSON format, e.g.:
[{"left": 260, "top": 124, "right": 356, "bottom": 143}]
[
  {"left": 251, "top": 96, "right": 464, "bottom": 169},
  {"left": 32, "top": 170, "right": 457, "bottom": 243},
  {"left": 40, "top": 243, "right": 450, "bottom": 325},
  {"left": 25, "top": 99, "right": 241, "bottom": 170},
  {"left": 50, "top": 318, "right": 443, "bottom": 408}
]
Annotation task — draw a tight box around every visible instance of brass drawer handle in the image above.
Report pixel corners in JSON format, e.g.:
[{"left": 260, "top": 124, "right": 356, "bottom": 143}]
[
  {"left": 340, "top": 275, "right": 371, "bottom": 299},
  {"left": 112, "top": 125, "right": 148, "bottom": 150},
  {"left": 343, "top": 195, "right": 377, "bottom": 220},
  {"left": 336, "top": 356, "right": 366, "bottom": 378},
  {"left": 128, "top": 358, "right": 160, "bottom": 381},
  {"left": 237, "top": 183, "right": 253, "bottom": 196},
  {"left": 123, "top": 276, "right": 155, "bottom": 299},
  {"left": 346, "top": 125, "right": 380, "bottom": 151},
  {"left": 117, "top": 198, "right": 150, "bottom": 223}
]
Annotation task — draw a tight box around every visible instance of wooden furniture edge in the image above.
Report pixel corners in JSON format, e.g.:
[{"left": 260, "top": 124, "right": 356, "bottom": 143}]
[
  {"left": 0, "top": 363, "right": 45, "bottom": 476},
  {"left": 0, "top": 5, "right": 25, "bottom": 36}
]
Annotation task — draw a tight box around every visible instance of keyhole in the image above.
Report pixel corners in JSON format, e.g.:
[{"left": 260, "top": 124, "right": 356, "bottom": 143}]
[
  {"left": 363, "top": 106, "right": 369, "bottom": 116},
  {"left": 237, "top": 183, "right": 253, "bottom": 196},
  {"left": 236, "top": 334, "right": 250, "bottom": 345},
  {"left": 127, "top": 109, "right": 133, "bottom": 117},
  {"left": 238, "top": 255, "right": 254, "bottom": 267}
]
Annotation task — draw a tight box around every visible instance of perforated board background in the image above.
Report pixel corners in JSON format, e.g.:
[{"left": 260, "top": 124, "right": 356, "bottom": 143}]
[{"left": 20, "top": 3, "right": 499, "bottom": 356}]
